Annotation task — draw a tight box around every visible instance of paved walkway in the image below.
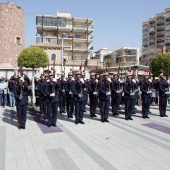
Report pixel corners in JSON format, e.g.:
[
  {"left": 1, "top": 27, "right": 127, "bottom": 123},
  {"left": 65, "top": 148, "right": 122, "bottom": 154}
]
[{"left": 0, "top": 105, "right": 170, "bottom": 170}]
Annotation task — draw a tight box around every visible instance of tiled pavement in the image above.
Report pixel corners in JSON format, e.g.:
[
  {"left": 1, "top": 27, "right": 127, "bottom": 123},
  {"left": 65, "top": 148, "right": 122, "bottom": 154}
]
[{"left": 0, "top": 105, "right": 170, "bottom": 170}]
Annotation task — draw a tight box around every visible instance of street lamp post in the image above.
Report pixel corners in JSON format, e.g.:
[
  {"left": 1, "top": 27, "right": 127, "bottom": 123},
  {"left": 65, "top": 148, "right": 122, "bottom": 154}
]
[
  {"left": 51, "top": 53, "right": 56, "bottom": 77},
  {"left": 61, "top": 33, "right": 66, "bottom": 72}
]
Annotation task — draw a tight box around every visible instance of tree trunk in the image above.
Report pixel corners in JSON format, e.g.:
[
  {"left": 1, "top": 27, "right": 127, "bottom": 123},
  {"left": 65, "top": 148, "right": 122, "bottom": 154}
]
[{"left": 32, "top": 67, "right": 35, "bottom": 108}]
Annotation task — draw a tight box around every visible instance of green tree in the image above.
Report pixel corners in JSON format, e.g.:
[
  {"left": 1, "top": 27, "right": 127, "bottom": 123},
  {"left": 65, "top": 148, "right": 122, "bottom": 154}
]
[
  {"left": 151, "top": 53, "right": 170, "bottom": 77},
  {"left": 17, "top": 47, "right": 49, "bottom": 107},
  {"left": 18, "top": 46, "right": 49, "bottom": 68}
]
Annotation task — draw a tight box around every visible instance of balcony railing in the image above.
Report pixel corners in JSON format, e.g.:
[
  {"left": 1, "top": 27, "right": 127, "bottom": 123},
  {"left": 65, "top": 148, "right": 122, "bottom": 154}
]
[
  {"left": 157, "top": 37, "right": 165, "bottom": 42},
  {"left": 157, "top": 31, "right": 164, "bottom": 36},
  {"left": 157, "top": 26, "right": 165, "bottom": 31}
]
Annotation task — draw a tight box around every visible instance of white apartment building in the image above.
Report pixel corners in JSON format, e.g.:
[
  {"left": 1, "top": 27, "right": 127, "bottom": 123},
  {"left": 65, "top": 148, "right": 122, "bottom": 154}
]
[
  {"left": 142, "top": 8, "right": 170, "bottom": 66},
  {"left": 36, "top": 12, "right": 94, "bottom": 76}
]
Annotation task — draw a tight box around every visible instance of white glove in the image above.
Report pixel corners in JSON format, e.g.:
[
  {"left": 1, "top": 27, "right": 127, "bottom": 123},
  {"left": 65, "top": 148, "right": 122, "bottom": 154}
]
[
  {"left": 47, "top": 80, "right": 50, "bottom": 82},
  {"left": 130, "top": 92, "right": 135, "bottom": 96},
  {"left": 84, "top": 78, "right": 86, "bottom": 81},
  {"left": 136, "top": 79, "right": 139, "bottom": 82},
  {"left": 80, "top": 78, "right": 84, "bottom": 84},
  {"left": 62, "top": 89, "right": 65, "bottom": 93},
  {"left": 93, "top": 92, "right": 98, "bottom": 95},
  {"left": 147, "top": 91, "right": 152, "bottom": 94},
  {"left": 50, "top": 93, "right": 55, "bottom": 96},
  {"left": 95, "top": 79, "right": 98, "bottom": 83},
  {"left": 165, "top": 91, "right": 170, "bottom": 94},
  {"left": 53, "top": 78, "right": 56, "bottom": 82},
  {"left": 132, "top": 79, "right": 136, "bottom": 83},
  {"left": 69, "top": 91, "right": 72, "bottom": 94},
  {"left": 118, "top": 78, "right": 121, "bottom": 82},
  {"left": 106, "top": 92, "right": 111, "bottom": 95},
  {"left": 107, "top": 78, "right": 111, "bottom": 82},
  {"left": 148, "top": 79, "right": 152, "bottom": 83},
  {"left": 72, "top": 77, "right": 75, "bottom": 81},
  {"left": 78, "top": 94, "right": 81, "bottom": 98},
  {"left": 64, "top": 78, "right": 66, "bottom": 81}
]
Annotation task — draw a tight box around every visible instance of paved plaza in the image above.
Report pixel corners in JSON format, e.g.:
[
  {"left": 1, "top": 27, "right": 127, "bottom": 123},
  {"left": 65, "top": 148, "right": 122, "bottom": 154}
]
[{"left": 0, "top": 105, "right": 170, "bottom": 170}]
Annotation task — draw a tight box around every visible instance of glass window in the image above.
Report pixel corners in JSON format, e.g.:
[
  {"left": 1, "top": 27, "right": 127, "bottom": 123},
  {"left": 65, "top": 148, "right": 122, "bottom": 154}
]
[
  {"left": 75, "top": 34, "right": 82, "bottom": 38},
  {"left": 157, "top": 17, "right": 164, "bottom": 22},
  {"left": 58, "top": 17, "right": 66, "bottom": 27},
  {"left": 36, "top": 16, "right": 42, "bottom": 25},
  {"left": 75, "top": 44, "right": 82, "bottom": 49},
  {"left": 16, "top": 37, "right": 21, "bottom": 45},
  {"left": 166, "top": 25, "right": 170, "bottom": 30},
  {"left": 166, "top": 12, "right": 170, "bottom": 18},
  {"left": 166, "top": 31, "right": 170, "bottom": 36},
  {"left": 143, "top": 29, "right": 148, "bottom": 34},
  {"left": 51, "top": 18, "right": 57, "bottom": 26}
]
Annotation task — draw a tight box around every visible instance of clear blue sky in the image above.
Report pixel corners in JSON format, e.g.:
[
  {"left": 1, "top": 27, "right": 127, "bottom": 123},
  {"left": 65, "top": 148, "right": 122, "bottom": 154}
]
[{"left": 1, "top": 0, "right": 170, "bottom": 52}]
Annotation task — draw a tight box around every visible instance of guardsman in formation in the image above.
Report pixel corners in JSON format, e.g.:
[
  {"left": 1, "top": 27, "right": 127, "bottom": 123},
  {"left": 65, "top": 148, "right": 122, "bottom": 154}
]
[
  {"left": 44, "top": 74, "right": 61, "bottom": 127},
  {"left": 98, "top": 69, "right": 111, "bottom": 122},
  {"left": 71, "top": 71, "right": 90, "bottom": 124},
  {"left": 123, "top": 71, "right": 138, "bottom": 120},
  {"left": 14, "top": 76, "right": 29, "bottom": 129},
  {"left": 88, "top": 69, "right": 98, "bottom": 118},
  {"left": 82, "top": 71, "right": 88, "bottom": 112},
  {"left": 131, "top": 73, "right": 139, "bottom": 114},
  {"left": 158, "top": 72, "right": 170, "bottom": 117},
  {"left": 59, "top": 73, "right": 66, "bottom": 114},
  {"left": 111, "top": 72, "right": 122, "bottom": 116},
  {"left": 65, "top": 71, "right": 74, "bottom": 118},
  {"left": 37, "top": 74, "right": 48, "bottom": 118},
  {"left": 140, "top": 73, "right": 153, "bottom": 119}
]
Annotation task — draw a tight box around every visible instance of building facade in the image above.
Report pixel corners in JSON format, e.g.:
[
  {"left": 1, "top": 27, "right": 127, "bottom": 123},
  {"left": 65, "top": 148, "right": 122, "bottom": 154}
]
[
  {"left": 35, "top": 12, "right": 94, "bottom": 76},
  {"left": 0, "top": 2, "right": 24, "bottom": 78},
  {"left": 142, "top": 8, "right": 170, "bottom": 66},
  {"left": 115, "top": 47, "right": 139, "bottom": 66}
]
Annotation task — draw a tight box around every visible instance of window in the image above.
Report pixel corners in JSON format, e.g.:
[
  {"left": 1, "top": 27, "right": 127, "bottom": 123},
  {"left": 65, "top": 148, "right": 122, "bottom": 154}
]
[
  {"left": 166, "top": 31, "right": 170, "bottom": 36},
  {"left": 75, "top": 34, "right": 82, "bottom": 38},
  {"left": 166, "top": 25, "right": 170, "bottom": 30},
  {"left": 157, "top": 17, "right": 164, "bottom": 23},
  {"left": 126, "top": 56, "right": 136, "bottom": 62},
  {"left": 16, "top": 37, "right": 21, "bottom": 45},
  {"left": 36, "top": 16, "right": 66, "bottom": 27},
  {"left": 75, "top": 44, "right": 82, "bottom": 49}
]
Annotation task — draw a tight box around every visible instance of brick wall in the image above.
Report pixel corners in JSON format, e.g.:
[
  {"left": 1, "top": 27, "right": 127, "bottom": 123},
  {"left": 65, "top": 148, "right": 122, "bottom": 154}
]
[{"left": 0, "top": 3, "right": 24, "bottom": 69}]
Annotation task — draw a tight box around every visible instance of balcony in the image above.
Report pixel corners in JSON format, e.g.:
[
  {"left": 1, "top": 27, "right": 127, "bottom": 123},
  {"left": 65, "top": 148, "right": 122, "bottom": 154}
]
[
  {"left": 166, "top": 14, "right": 170, "bottom": 21},
  {"left": 157, "top": 42, "right": 164, "bottom": 47},
  {"left": 157, "top": 31, "right": 164, "bottom": 37},
  {"left": 149, "top": 39, "right": 155, "bottom": 44},
  {"left": 157, "top": 19, "right": 165, "bottom": 25},
  {"left": 157, "top": 37, "right": 165, "bottom": 42},
  {"left": 157, "top": 25, "right": 165, "bottom": 31}
]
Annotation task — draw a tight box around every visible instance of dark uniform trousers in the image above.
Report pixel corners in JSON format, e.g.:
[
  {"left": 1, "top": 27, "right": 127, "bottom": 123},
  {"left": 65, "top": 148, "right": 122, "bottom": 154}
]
[
  {"left": 59, "top": 80, "right": 66, "bottom": 113},
  {"left": 65, "top": 80, "right": 74, "bottom": 117},
  {"left": 14, "top": 82, "right": 28, "bottom": 128},
  {"left": 159, "top": 80, "right": 169, "bottom": 116},
  {"left": 37, "top": 81, "right": 47, "bottom": 117},
  {"left": 88, "top": 80, "right": 98, "bottom": 116},
  {"left": 123, "top": 81, "right": 136, "bottom": 119},
  {"left": 44, "top": 81, "right": 61, "bottom": 126},
  {"left": 140, "top": 81, "right": 152, "bottom": 117},
  {"left": 98, "top": 81, "right": 111, "bottom": 121},
  {"left": 111, "top": 80, "right": 122, "bottom": 114},
  {"left": 72, "top": 80, "right": 90, "bottom": 123}
]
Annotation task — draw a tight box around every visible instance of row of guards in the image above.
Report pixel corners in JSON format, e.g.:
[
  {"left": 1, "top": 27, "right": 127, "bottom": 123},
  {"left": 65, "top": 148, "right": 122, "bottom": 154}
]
[{"left": 11, "top": 64, "right": 170, "bottom": 129}]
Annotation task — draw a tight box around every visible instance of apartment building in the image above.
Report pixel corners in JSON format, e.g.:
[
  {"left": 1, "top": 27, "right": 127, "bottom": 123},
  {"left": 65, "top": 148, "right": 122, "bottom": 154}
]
[
  {"left": 0, "top": 2, "right": 24, "bottom": 78},
  {"left": 36, "top": 12, "right": 93, "bottom": 76},
  {"left": 93, "top": 48, "right": 115, "bottom": 66},
  {"left": 142, "top": 8, "right": 170, "bottom": 66},
  {"left": 115, "top": 47, "right": 139, "bottom": 66}
]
